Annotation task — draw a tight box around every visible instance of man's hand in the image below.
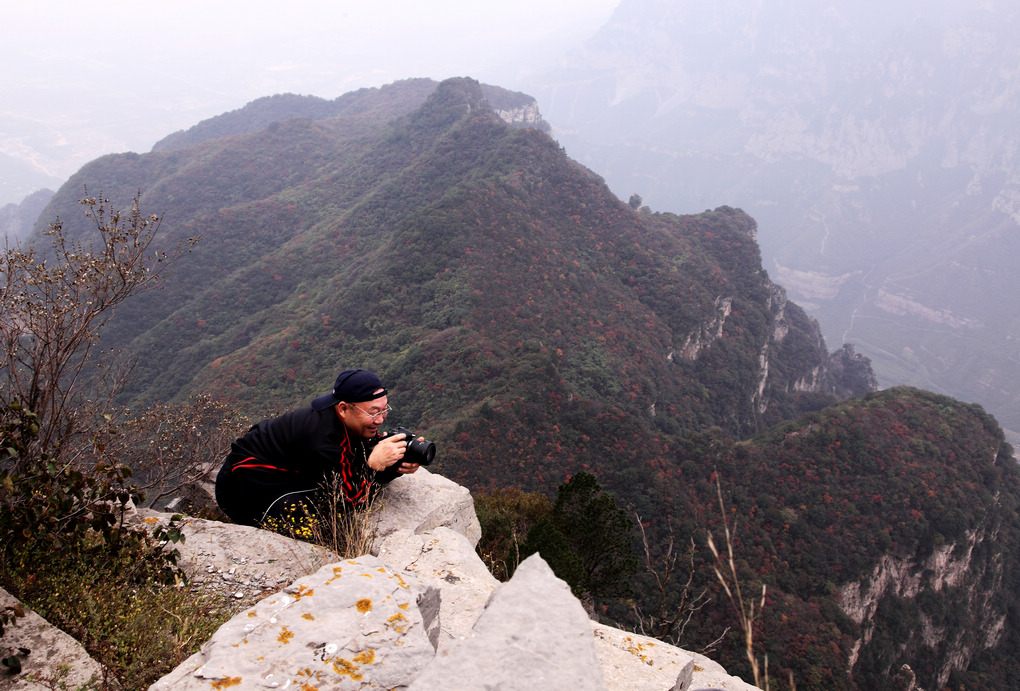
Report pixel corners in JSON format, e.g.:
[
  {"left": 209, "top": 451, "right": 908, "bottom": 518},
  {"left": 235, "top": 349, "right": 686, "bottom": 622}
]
[{"left": 367, "top": 433, "right": 420, "bottom": 474}]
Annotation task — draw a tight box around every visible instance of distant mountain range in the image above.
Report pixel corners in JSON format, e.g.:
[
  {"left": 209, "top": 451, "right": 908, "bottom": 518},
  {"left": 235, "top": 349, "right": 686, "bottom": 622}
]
[
  {"left": 30, "top": 77, "right": 1020, "bottom": 689},
  {"left": 0, "top": 187, "right": 53, "bottom": 241},
  {"left": 0, "top": 153, "right": 60, "bottom": 211},
  {"left": 521, "top": 0, "right": 1020, "bottom": 438}
]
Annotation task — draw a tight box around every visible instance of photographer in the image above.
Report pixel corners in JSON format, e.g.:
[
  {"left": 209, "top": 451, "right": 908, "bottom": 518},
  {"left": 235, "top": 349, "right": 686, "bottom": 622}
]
[{"left": 214, "top": 368, "right": 423, "bottom": 536}]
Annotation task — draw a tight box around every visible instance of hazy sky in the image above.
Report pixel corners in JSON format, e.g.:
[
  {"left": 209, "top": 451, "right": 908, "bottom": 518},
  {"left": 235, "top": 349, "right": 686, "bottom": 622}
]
[{"left": 1, "top": 0, "right": 619, "bottom": 200}]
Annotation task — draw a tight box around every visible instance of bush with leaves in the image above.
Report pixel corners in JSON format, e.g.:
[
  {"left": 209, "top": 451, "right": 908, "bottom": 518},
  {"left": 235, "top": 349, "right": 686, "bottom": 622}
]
[
  {"left": 0, "top": 401, "right": 184, "bottom": 583},
  {"left": 0, "top": 193, "right": 216, "bottom": 687},
  {"left": 0, "top": 401, "right": 218, "bottom": 688},
  {"left": 518, "top": 472, "right": 639, "bottom": 604},
  {"left": 474, "top": 487, "right": 553, "bottom": 581}
]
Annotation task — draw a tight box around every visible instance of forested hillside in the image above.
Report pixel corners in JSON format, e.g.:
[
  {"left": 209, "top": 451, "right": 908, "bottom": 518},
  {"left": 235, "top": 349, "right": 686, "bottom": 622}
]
[{"left": 30, "top": 77, "right": 1020, "bottom": 689}]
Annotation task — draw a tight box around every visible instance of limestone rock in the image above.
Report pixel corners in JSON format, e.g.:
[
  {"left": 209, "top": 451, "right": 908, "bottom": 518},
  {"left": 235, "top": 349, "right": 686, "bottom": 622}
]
[
  {"left": 370, "top": 467, "right": 481, "bottom": 547},
  {"left": 135, "top": 510, "right": 339, "bottom": 608},
  {"left": 374, "top": 526, "right": 500, "bottom": 647},
  {"left": 0, "top": 588, "right": 106, "bottom": 691},
  {"left": 591, "top": 623, "right": 758, "bottom": 691},
  {"left": 409, "top": 554, "right": 607, "bottom": 690},
  {"left": 150, "top": 556, "right": 438, "bottom": 690}
]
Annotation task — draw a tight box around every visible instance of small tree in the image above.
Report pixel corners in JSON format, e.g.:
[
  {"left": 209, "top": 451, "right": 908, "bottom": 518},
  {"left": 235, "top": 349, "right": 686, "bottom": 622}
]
[
  {"left": 0, "top": 191, "right": 198, "bottom": 468},
  {"left": 474, "top": 487, "right": 553, "bottom": 581},
  {"left": 520, "top": 471, "right": 638, "bottom": 603}
]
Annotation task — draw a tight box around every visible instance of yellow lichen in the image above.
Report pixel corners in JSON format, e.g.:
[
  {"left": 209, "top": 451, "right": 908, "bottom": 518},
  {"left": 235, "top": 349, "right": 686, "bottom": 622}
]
[
  {"left": 398, "top": 603, "right": 409, "bottom": 611},
  {"left": 353, "top": 650, "right": 376, "bottom": 665},
  {"left": 292, "top": 585, "right": 315, "bottom": 600},
  {"left": 210, "top": 677, "right": 242, "bottom": 689},
  {"left": 356, "top": 598, "right": 372, "bottom": 613},
  {"left": 302, "top": 613, "right": 315, "bottom": 620},
  {"left": 247, "top": 611, "right": 258, "bottom": 618},
  {"left": 332, "top": 658, "right": 363, "bottom": 681},
  {"left": 277, "top": 626, "right": 294, "bottom": 644},
  {"left": 387, "top": 611, "right": 408, "bottom": 632}
]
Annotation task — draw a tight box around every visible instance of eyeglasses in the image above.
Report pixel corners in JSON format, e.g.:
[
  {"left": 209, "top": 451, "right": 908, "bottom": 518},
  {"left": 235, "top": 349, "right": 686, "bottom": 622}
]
[{"left": 350, "top": 403, "right": 392, "bottom": 421}]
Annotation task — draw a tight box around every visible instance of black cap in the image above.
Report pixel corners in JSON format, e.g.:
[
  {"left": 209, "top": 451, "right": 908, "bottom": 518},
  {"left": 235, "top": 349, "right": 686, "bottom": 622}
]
[{"left": 310, "top": 369, "right": 387, "bottom": 410}]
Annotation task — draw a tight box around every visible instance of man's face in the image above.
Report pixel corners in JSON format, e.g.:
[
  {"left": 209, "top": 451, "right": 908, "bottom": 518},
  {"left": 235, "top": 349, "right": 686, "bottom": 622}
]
[{"left": 337, "top": 393, "right": 389, "bottom": 439}]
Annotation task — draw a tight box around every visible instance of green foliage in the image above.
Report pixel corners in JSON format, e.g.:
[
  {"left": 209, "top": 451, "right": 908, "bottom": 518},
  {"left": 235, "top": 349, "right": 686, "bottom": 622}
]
[
  {"left": 519, "top": 472, "right": 638, "bottom": 602},
  {"left": 3, "top": 536, "right": 227, "bottom": 689},
  {"left": 474, "top": 487, "right": 552, "bottom": 581},
  {"left": 0, "top": 402, "right": 221, "bottom": 687}
]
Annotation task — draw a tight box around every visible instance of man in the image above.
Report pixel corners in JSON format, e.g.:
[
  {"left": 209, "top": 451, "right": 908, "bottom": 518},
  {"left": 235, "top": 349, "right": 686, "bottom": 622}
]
[{"left": 215, "top": 368, "right": 419, "bottom": 535}]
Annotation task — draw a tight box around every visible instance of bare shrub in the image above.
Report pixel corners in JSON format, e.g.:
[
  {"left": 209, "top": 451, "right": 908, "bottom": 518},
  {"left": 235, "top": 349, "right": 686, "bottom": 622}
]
[
  {"left": 0, "top": 190, "right": 198, "bottom": 469},
  {"left": 101, "top": 394, "right": 252, "bottom": 510},
  {"left": 631, "top": 514, "right": 711, "bottom": 647},
  {"left": 707, "top": 477, "right": 769, "bottom": 689}
]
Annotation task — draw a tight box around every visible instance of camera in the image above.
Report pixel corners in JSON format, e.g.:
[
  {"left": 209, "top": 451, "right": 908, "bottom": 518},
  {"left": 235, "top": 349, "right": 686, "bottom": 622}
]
[{"left": 386, "top": 426, "right": 436, "bottom": 466}]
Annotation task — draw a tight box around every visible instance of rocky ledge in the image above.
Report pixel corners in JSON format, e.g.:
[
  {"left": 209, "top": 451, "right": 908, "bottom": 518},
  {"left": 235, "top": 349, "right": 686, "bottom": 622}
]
[{"left": 2, "top": 469, "right": 755, "bottom": 690}]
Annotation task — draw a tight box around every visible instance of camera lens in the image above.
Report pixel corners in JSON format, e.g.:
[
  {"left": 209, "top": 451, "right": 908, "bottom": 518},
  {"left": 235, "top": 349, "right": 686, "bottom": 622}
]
[{"left": 408, "top": 438, "right": 436, "bottom": 465}]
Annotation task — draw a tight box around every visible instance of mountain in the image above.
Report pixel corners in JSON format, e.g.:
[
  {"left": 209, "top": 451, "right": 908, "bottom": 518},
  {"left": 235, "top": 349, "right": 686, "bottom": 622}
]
[
  {"left": 36, "top": 78, "right": 850, "bottom": 436},
  {"left": 0, "top": 153, "right": 61, "bottom": 209},
  {"left": 679, "top": 386, "right": 1020, "bottom": 689},
  {"left": 520, "top": 0, "right": 1020, "bottom": 439},
  {"left": 29, "top": 77, "right": 1020, "bottom": 688},
  {"left": 0, "top": 187, "right": 53, "bottom": 241},
  {"left": 151, "top": 79, "right": 548, "bottom": 153}
]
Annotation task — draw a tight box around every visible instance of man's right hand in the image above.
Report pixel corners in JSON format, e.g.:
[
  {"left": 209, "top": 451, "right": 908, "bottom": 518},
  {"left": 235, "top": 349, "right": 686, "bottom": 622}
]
[{"left": 367, "top": 433, "right": 408, "bottom": 471}]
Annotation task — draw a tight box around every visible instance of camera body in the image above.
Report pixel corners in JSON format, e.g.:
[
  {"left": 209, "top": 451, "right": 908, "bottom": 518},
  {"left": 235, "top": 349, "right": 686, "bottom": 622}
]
[{"left": 387, "top": 426, "right": 436, "bottom": 466}]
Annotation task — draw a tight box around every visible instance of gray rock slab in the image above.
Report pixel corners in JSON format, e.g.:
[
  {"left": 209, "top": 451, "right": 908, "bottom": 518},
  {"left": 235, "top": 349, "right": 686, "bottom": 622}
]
[
  {"left": 151, "top": 555, "right": 438, "bottom": 690},
  {"left": 409, "top": 554, "right": 607, "bottom": 690},
  {"left": 374, "top": 526, "right": 499, "bottom": 648},
  {"left": 370, "top": 468, "right": 481, "bottom": 547},
  {"left": 0, "top": 587, "right": 106, "bottom": 690},
  {"left": 591, "top": 623, "right": 758, "bottom": 691},
  {"left": 135, "top": 510, "right": 339, "bottom": 607}
]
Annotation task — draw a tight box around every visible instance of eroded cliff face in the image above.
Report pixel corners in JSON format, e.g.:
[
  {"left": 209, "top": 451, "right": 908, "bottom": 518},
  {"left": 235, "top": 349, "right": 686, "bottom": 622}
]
[{"left": 839, "top": 527, "right": 1005, "bottom": 688}]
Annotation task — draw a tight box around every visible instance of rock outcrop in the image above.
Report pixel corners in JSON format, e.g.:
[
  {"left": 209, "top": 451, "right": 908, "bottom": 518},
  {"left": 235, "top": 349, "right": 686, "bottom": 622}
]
[
  {"left": 0, "top": 588, "right": 106, "bottom": 690},
  {"left": 5, "top": 469, "right": 755, "bottom": 690}
]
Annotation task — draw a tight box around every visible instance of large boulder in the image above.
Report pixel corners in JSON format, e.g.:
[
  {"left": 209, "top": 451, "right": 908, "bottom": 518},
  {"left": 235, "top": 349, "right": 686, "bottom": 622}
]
[
  {"left": 369, "top": 468, "right": 481, "bottom": 547},
  {"left": 134, "top": 510, "right": 339, "bottom": 609},
  {"left": 4, "top": 467, "right": 756, "bottom": 691},
  {"left": 374, "top": 526, "right": 499, "bottom": 648},
  {"left": 592, "top": 623, "right": 758, "bottom": 691}
]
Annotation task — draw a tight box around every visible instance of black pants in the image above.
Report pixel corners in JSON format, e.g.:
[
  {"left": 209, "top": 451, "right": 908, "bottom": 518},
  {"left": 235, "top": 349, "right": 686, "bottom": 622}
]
[{"left": 215, "top": 451, "right": 321, "bottom": 529}]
